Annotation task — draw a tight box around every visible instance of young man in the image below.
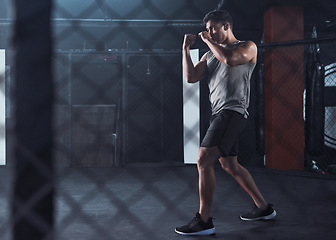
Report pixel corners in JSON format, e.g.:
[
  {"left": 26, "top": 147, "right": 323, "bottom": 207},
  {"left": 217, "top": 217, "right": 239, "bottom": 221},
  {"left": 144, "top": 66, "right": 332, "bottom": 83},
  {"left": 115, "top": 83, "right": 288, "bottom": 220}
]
[{"left": 175, "top": 10, "right": 276, "bottom": 236}]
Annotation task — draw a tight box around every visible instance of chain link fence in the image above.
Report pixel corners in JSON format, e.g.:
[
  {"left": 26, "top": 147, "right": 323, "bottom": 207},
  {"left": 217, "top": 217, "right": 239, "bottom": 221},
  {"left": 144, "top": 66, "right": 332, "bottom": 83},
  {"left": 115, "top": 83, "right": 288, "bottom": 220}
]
[
  {"left": 1, "top": 0, "right": 336, "bottom": 239},
  {"left": 254, "top": 38, "right": 336, "bottom": 171}
]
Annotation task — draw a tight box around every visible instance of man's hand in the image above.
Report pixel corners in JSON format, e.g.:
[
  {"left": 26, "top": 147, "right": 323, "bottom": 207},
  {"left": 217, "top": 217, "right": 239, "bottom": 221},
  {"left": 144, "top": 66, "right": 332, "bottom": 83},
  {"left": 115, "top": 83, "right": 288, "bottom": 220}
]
[
  {"left": 183, "top": 34, "right": 197, "bottom": 49},
  {"left": 198, "top": 31, "right": 212, "bottom": 42}
]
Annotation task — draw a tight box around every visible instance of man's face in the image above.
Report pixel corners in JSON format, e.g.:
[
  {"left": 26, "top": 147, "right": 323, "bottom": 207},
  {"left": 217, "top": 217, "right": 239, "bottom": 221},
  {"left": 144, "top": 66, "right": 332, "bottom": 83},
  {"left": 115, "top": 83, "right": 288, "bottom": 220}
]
[{"left": 205, "top": 20, "right": 227, "bottom": 44}]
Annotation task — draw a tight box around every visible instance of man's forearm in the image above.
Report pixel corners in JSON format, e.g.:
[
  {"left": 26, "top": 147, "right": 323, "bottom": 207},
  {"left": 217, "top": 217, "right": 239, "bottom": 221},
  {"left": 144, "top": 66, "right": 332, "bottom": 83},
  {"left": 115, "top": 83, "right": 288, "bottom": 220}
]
[
  {"left": 182, "top": 47, "right": 198, "bottom": 83},
  {"left": 204, "top": 38, "right": 232, "bottom": 65}
]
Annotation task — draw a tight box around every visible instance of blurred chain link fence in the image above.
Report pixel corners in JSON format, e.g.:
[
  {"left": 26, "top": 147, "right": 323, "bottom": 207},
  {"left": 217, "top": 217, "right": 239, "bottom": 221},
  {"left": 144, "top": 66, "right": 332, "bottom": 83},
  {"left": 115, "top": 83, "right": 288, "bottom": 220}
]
[
  {"left": 254, "top": 39, "right": 336, "bottom": 171},
  {"left": 1, "top": 0, "right": 336, "bottom": 239}
]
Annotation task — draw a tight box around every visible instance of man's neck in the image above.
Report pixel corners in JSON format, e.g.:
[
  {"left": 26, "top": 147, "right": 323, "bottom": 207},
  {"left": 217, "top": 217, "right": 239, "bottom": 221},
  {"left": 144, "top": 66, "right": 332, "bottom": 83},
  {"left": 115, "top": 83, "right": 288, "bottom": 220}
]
[{"left": 221, "top": 32, "right": 237, "bottom": 45}]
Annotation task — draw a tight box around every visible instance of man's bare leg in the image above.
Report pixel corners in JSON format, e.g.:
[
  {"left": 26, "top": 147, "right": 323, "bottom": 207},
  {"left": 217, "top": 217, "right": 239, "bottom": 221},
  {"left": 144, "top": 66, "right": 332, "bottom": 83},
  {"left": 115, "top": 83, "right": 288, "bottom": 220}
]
[
  {"left": 197, "top": 146, "right": 222, "bottom": 222},
  {"left": 219, "top": 156, "right": 267, "bottom": 209}
]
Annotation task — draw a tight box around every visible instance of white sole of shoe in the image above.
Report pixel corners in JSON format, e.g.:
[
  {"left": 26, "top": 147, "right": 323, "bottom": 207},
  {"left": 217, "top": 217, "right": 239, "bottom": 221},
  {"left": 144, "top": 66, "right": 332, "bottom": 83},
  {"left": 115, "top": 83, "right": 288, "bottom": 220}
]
[
  {"left": 175, "top": 227, "right": 215, "bottom": 235},
  {"left": 240, "top": 210, "right": 277, "bottom": 221}
]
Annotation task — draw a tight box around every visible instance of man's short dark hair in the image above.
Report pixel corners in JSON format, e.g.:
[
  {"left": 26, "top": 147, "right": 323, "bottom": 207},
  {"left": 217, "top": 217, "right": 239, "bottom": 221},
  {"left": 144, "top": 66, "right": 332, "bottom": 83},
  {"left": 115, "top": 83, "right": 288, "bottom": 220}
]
[{"left": 203, "top": 10, "right": 233, "bottom": 30}]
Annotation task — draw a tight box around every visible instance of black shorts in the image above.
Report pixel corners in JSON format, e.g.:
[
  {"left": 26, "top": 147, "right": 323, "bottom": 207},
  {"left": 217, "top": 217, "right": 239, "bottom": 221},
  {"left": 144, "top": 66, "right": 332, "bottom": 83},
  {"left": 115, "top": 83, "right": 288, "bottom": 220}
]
[{"left": 200, "top": 109, "right": 247, "bottom": 157}]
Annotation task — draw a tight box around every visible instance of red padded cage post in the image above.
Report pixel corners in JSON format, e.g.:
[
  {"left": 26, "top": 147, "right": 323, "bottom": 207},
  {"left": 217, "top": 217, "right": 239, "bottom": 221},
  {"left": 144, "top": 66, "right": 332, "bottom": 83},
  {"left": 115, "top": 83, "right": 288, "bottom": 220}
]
[{"left": 264, "top": 6, "right": 305, "bottom": 170}]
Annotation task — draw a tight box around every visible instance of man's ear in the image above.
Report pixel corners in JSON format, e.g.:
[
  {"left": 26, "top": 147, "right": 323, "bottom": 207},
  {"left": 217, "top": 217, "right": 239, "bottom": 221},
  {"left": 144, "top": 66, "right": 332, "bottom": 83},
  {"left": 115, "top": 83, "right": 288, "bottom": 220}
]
[{"left": 224, "top": 23, "right": 230, "bottom": 31}]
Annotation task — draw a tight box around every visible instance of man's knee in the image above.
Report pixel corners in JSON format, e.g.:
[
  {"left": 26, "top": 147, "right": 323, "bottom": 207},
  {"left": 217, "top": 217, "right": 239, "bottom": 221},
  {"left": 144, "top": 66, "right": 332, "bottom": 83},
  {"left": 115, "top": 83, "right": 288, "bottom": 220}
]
[
  {"left": 219, "top": 156, "right": 239, "bottom": 174},
  {"left": 219, "top": 158, "right": 231, "bottom": 172},
  {"left": 197, "top": 148, "right": 209, "bottom": 169},
  {"left": 197, "top": 147, "right": 220, "bottom": 169}
]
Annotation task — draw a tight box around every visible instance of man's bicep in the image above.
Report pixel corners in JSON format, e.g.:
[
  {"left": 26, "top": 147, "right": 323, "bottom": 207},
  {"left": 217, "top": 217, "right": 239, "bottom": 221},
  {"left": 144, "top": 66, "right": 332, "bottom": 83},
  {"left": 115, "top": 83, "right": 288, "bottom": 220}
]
[{"left": 194, "top": 59, "right": 208, "bottom": 81}]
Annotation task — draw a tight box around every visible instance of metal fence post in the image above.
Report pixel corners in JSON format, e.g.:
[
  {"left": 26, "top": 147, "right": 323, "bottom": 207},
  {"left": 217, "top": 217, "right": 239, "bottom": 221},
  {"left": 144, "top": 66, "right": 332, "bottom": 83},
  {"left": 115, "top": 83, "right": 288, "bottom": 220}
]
[{"left": 11, "top": 0, "right": 54, "bottom": 239}]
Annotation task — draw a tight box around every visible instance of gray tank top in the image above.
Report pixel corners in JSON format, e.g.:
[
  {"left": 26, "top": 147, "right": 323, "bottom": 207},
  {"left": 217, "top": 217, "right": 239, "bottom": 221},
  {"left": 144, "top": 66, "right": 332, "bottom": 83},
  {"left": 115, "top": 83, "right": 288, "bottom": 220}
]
[{"left": 206, "top": 41, "right": 256, "bottom": 118}]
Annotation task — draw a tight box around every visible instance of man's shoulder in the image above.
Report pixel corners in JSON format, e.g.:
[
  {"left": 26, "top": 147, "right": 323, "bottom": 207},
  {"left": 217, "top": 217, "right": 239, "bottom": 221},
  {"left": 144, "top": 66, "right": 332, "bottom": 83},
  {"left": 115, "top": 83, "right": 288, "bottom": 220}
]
[
  {"left": 238, "top": 40, "right": 257, "bottom": 48},
  {"left": 201, "top": 50, "right": 212, "bottom": 61}
]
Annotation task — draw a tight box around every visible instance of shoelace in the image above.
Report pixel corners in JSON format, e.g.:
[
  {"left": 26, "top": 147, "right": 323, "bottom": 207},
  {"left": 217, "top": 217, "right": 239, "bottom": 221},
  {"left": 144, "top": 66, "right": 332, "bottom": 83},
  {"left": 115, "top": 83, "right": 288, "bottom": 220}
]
[{"left": 246, "top": 204, "right": 262, "bottom": 215}]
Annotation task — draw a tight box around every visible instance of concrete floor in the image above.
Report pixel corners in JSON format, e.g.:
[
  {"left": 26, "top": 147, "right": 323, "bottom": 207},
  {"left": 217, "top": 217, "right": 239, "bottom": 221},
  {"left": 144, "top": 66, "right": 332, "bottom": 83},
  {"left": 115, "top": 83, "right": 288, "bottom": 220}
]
[{"left": 1, "top": 165, "right": 336, "bottom": 240}]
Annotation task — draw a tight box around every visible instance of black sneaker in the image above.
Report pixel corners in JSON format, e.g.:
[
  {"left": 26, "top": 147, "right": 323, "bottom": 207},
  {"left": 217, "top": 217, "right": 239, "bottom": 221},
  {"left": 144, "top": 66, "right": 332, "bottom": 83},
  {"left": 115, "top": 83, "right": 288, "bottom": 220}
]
[
  {"left": 175, "top": 213, "right": 215, "bottom": 235},
  {"left": 240, "top": 203, "right": 276, "bottom": 221}
]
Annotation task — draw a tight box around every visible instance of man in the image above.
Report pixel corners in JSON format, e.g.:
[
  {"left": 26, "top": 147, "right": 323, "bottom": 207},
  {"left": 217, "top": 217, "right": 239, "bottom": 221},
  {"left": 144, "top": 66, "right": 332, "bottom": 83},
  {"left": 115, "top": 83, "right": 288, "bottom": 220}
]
[{"left": 175, "top": 10, "right": 276, "bottom": 236}]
